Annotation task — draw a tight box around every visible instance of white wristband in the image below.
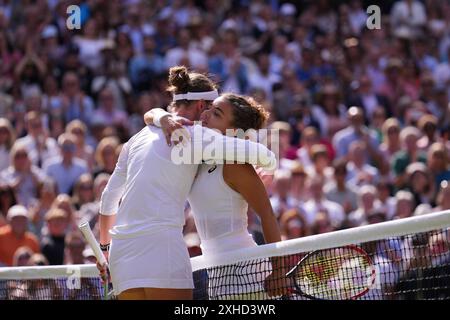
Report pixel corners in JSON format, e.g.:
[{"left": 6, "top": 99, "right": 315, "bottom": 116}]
[{"left": 154, "top": 110, "right": 171, "bottom": 127}]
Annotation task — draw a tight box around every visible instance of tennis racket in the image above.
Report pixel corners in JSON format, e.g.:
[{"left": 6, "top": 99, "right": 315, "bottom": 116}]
[
  {"left": 284, "top": 245, "right": 376, "bottom": 300},
  {"left": 79, "top": 222, "right": 112, "bottom": 300}
]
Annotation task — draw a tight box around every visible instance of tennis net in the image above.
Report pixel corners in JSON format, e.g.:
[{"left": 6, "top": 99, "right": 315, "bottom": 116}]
[
  {"left": 0, "top": 265, "right": 105, "bottom": 300},
  {"left": 1, "top": 210, "right": 449, "bottom": 300},
  {"left": 191, "top": 210, "right": 450, "bottom": 300}
]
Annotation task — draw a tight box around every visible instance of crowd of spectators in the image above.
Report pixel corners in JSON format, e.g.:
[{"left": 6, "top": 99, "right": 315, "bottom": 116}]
[{"left": 0, "top": 0, "right": 449, "bottom": 296}]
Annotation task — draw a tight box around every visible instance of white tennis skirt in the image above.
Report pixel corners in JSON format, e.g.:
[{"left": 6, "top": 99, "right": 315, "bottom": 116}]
[{"left": 109, "top": 228, "right": 194, "bottom": 295}]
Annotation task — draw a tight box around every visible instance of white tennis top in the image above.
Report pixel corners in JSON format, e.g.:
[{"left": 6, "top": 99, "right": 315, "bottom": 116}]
[
  {"left": 188, "top": 164, "right": 257, "bottom": 255},
  {"left": 100, "top": 125, "right": 276, "bottom": 239}
]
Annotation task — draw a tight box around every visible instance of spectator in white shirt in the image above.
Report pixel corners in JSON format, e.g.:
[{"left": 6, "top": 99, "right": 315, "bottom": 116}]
[
  {"left": 43, "top": 133, "right": 88, "bottom": 195},
  {"left": 248, "top": 53, "right": 281, "bottom": 101},
  {"left": 348, "top": 184, "right": 381, "bottom": 227},
  {"left": 269, "top": 169, "right": 298, "bottom": 219},
  {"left": 165, "top": 28, "right": 208, "bottom": 71},
  {"left": 346, "top": 140, "right": 379, "bottom": 188},
  {"left": 15, "top": 111, "right": 59, "bottom": 168},
  {"left": 92, "top": 87, "right": 128, "bottom": 129},
  {"left": 390, "top": 0, "right": 427, "bottom": 40},
  {"left": 0, "top": 143, "right": 47, "bottom": 208},
  {"left": 302, "top": 175, "right": 345, "bottom": 229}
]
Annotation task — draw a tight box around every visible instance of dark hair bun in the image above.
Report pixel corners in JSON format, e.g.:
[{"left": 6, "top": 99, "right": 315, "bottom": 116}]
[{"left": 168, "top": 66, "right": 190, "bottom": 93}]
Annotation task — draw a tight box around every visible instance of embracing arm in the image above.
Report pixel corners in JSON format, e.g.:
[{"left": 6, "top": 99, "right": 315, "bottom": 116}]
[
  {"left": 143, "top": 108, "right": 171, "bottom": 127},
  {"left": 197, "top": 126, "right": 277, "bottom": 171},
  {"left": 144, "top": 109, "right": 193, "bottom": 146}
]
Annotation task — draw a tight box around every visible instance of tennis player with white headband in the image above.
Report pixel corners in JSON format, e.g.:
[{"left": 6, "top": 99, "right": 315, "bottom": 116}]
[{"left": 97, "top": 66, "right": 276, "bottom": 300}]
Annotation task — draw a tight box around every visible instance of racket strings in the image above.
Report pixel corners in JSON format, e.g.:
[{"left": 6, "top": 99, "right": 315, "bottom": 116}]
[{"left": 294, "top": 247, "right": 373, "bottom": 299}]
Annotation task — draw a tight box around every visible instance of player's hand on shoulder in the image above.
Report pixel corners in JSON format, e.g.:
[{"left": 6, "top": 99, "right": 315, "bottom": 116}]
[{"left": 161, "top": 115, "right": 193, "bottom": 147}]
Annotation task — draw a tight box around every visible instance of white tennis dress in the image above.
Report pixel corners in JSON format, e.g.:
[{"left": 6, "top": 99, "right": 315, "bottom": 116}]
[
  {"left": 188, "top": 164, "right": 270, "bottom": 299},
  {"left": 100, "top": 125, "right": 276, "bottom": 295}
]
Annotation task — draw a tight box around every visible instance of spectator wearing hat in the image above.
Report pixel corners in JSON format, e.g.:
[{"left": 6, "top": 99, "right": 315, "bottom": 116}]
[
  {"left": 40, "top": 208, "right": 68, "bottom": 265},
  {"left": 0, "top": 205, "right": 40, "bottom": 266},
  {"left": 393, "top": 190, "right": 415, "bottom": 220},
  {"left": 43, "top": 133, "right": 88, "bottom": 195},
  {"left": 279, "top": 208, "right": 309, "bottom": 240},
  {"left": 405, "top": 162, "right": 435, "bottom": 208}
]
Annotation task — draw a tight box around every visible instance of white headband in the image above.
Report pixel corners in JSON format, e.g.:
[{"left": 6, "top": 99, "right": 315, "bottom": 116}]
[{"left": 173, "top": 90, "right": 219, "bottom": 102}]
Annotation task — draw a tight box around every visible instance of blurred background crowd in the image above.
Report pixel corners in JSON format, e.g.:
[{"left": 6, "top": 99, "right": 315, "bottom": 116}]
[{"left": 0, "top": 0, "right": 449, "bottom": 272}]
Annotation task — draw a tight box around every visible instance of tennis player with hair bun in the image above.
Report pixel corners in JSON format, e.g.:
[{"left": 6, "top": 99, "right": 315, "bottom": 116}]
[
  {"left": 145, "top": 93, "right": 288, "bottom": 299},
  {"left": 97, "top": 66, "right": 276, "bottom": 300}
]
